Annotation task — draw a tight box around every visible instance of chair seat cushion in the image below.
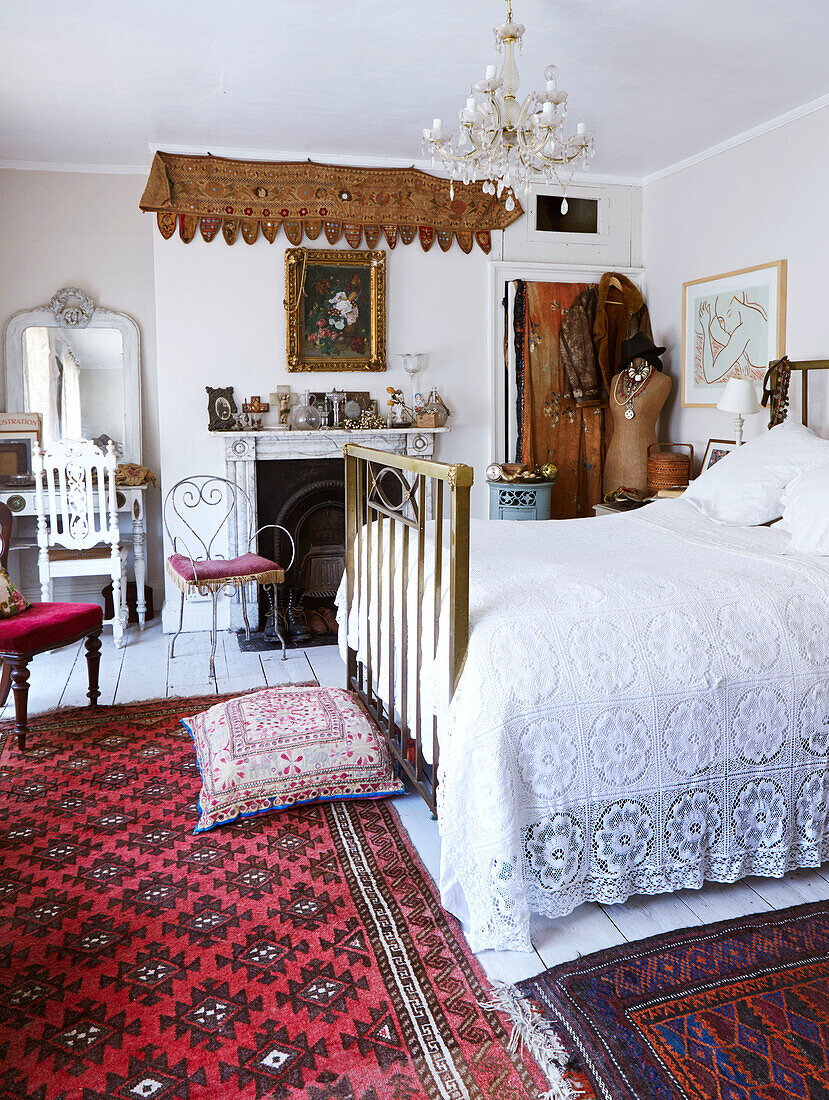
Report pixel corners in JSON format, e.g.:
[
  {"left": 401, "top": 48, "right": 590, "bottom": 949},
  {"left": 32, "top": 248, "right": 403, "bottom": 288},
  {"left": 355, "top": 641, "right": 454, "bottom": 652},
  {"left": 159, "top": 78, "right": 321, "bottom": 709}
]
[
  {"left": 183, "top": 685, "right": 404, "bottom": 832},
  {"left": 167, "top": 552, "right": 284, "bottom": 592},
  {"left": 0, "top": 602, "right": 103, "bottom": 654}
]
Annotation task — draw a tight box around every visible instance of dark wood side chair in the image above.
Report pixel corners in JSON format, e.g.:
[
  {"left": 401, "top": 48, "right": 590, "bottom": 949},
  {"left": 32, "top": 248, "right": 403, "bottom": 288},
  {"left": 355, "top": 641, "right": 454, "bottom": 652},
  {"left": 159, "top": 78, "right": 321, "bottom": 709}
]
[{"left": 0, "top": 502, "right": 104, "bottom": 751}]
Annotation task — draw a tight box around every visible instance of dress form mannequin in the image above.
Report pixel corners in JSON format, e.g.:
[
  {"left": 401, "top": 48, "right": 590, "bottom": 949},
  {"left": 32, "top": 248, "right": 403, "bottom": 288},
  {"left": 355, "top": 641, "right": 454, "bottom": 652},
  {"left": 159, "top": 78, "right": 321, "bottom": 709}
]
[{"left": 603, "top": 363, "right": 672, "bottom": 495}]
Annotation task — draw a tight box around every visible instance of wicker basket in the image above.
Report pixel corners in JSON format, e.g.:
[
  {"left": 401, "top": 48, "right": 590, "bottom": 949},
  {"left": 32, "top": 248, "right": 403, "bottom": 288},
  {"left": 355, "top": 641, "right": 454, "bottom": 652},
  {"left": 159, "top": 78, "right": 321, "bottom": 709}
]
[{"left": 647, "top": 443, "right": 694, "bottom": 493}]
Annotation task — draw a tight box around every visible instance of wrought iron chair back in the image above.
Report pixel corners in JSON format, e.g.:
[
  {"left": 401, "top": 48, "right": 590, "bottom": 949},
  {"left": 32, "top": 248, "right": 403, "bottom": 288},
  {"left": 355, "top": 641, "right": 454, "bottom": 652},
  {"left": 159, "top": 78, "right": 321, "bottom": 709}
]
[
  {"left": 164, "top": 475, "right": 296, "bottom": 678},
  {"left": 163, "top": 475, "right": 247, "bottom": 565}
]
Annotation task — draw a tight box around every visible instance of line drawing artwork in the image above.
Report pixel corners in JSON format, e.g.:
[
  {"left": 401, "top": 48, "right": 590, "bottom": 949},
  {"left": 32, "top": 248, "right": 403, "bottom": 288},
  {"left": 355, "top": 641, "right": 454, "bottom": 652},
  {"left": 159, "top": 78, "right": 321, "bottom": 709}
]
[{"left": 694, "top": 286, "right": 769, "bottom": 385}]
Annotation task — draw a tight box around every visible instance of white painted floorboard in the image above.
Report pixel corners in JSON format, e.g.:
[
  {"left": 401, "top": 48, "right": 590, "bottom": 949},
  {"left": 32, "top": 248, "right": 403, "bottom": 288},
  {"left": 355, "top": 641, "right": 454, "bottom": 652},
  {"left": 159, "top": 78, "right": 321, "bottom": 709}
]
[{"left": 15, "top": 618, "right": 828, "bottom": 983}]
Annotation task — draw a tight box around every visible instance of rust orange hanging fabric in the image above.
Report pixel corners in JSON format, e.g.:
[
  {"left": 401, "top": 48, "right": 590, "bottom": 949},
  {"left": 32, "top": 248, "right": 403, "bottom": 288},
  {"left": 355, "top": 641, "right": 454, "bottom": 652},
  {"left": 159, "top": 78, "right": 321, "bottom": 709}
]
[{"left": 139, "top": 152, "right": 522, "bottom": 254}]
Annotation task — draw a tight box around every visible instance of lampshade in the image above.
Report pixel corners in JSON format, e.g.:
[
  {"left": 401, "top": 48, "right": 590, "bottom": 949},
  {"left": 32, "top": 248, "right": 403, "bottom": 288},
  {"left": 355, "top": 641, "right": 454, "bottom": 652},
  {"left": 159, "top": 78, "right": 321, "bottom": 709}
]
[{"left": 716, "top": 377, "right": 761, "bottom": 415}]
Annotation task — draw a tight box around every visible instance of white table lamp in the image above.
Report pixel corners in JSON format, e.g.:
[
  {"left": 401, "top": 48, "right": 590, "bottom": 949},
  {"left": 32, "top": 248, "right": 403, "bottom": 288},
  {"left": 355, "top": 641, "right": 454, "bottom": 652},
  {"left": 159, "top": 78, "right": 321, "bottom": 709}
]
[{"left": 717, "top": 377, "right": 761, "bottom": 446}]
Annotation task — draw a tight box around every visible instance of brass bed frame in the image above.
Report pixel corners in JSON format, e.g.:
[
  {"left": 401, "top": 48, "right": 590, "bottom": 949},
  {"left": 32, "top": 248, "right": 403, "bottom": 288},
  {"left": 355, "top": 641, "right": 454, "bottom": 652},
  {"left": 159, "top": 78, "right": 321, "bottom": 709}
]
[
  {"left": 343, "top": 359, "right": 827, "bottom": 815},
  {"left": 343, "top": 444, "right": 472, "bottom": 816},
  {"left": 784, "top": 359, "right": 829, "bottom": 426}
]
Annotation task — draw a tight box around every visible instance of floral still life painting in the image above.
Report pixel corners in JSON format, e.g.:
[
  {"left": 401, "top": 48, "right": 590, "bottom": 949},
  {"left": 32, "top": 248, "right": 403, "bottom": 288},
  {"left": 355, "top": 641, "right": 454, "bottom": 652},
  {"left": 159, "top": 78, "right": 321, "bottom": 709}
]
[
  {"left": 285, "top": 248, "right": 386, "bottom": 371},
  {"left": 681, "top": 260, "right": 786, "bottom": 407}
]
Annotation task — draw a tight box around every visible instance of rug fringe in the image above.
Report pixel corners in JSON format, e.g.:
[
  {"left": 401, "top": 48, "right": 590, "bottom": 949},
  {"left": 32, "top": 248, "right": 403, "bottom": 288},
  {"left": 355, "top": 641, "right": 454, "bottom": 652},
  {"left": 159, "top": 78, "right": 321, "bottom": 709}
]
[{"left": 480, "top": 981, "right": 584, "bottom": 1100}]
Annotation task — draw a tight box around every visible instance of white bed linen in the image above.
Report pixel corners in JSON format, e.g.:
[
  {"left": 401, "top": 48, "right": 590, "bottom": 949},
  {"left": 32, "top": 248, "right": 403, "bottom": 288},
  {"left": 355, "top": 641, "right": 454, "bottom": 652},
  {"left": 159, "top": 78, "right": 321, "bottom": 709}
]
[{"left": 337, "top": 501, "right": 829, "bottom": 952}]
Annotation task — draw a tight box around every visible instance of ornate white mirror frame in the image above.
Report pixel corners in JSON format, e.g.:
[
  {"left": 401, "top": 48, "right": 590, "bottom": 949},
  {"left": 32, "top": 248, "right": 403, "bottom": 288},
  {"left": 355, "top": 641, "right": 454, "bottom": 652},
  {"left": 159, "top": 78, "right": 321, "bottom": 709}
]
[{"left": 3, "top": 287, "right": 142, "bottom": 462}]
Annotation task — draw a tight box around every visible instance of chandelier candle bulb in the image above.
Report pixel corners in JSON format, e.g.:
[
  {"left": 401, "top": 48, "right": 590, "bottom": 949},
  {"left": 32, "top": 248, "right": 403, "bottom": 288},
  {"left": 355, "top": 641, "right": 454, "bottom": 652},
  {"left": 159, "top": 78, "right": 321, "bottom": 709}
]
[{"left": 486, "top": 64, "right": 497, "bottom": 79}]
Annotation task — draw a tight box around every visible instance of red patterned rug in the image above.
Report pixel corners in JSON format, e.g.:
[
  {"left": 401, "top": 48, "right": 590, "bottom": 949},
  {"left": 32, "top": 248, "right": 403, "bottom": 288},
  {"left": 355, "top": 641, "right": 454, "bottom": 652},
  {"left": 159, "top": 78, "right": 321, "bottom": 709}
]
[
  {"left": 507, "top": 901, "right": 829, "bottom": 1100},
  {"left": 0, "top": 697, "right": 548, "bottom": 1099}
]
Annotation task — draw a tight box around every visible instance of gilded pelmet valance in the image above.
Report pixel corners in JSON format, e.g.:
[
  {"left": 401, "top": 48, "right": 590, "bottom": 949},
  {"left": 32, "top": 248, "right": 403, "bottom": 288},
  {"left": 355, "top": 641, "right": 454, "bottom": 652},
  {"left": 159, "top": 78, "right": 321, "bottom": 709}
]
[{"left": 139, "top": 151, "right": 522, "bottom": 254}]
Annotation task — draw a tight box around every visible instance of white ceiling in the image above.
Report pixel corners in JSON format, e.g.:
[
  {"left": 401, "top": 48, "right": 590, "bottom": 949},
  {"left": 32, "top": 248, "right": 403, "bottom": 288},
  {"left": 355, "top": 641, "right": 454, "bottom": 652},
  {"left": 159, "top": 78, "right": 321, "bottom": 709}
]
[{"left": 2, "top": 0, "right": 828, "bottom": 179}]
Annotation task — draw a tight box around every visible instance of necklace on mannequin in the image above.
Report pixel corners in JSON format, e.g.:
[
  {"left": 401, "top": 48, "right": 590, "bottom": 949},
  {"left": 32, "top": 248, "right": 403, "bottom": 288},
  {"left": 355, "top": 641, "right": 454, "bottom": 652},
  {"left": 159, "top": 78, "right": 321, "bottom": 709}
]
[{"left": 614, "top": 362, "right": 653, "bottom": 420}]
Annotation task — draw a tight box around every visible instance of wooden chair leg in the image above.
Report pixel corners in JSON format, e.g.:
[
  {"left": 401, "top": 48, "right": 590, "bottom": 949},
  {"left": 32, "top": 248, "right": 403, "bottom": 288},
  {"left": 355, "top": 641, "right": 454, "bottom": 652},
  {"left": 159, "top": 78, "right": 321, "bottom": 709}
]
[
  {"left": 10, "top": 659, "right": 31, "bottom": 752},
  {"left": 0, "top": 660, "right": 11, "bottom": 707},
  {"left": 85, "top": 630, "right": 102, "bottom": 708}
]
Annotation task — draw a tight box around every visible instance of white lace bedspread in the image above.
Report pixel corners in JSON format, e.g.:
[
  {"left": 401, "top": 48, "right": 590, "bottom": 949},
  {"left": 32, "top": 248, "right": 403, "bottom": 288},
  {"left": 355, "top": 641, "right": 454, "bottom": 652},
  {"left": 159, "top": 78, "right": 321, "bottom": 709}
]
[{"left": 339, "top": 501, "right": 829, "bottom": 953}]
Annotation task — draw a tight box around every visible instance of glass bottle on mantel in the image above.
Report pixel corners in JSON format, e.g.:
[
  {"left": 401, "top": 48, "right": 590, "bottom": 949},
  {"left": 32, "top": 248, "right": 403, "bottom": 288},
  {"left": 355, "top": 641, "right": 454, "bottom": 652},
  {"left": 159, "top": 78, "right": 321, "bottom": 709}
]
[
  {"left": 423, "top": 388, "right": 450, "bottom": 427},
  {"left": 292, "top": 391, "right": 322, "bottom": 431}
]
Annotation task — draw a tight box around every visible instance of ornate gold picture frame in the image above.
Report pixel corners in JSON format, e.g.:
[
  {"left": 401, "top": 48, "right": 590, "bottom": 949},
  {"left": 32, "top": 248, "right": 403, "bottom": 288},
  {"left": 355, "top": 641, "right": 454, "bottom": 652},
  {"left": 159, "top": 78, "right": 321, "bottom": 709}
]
[{"left": 285, "top": 248, "right": 386, "bottom": 372}]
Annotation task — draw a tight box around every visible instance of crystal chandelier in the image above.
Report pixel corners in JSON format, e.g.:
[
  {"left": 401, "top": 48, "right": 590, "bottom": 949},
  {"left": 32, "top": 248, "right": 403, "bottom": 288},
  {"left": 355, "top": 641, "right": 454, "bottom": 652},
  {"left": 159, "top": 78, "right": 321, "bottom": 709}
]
[{"left": 422, "top": 0, "right": 595, "bottom": 212}]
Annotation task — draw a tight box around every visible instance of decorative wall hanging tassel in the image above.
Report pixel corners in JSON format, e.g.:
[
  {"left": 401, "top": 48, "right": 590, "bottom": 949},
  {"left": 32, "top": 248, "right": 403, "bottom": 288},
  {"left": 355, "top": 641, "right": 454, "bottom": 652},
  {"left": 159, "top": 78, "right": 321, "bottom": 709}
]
[
  {"left": 418, "top": 226, "right": 435, "bottom": 251},
  {"left": 178, "top": 214, "right": 198, "bottom": 243},
  {"left": 455, "top": 230, "right": 473, "bottom": 254},
  {"left": 437, "top": 229, "right": 453, "bottom": 252},
  {"left": 343, "top": 223, "right": 363, "bottom": 248},
  {"left": 221, "top": 218, "right": 239, "bottom": 245},
  {"left": 284, "top": 221, "right": 303, "bottom": 245},
  {"left": 475, "top": 230, "right": 492, "bottom": 254},
  {"left": 382, "top": 225, "right": 398, "bottom": 249},
  {"left": 260, "top": 220, "right": 280, "bottom": 243},
  {"left": 399, "top": 225, "right": 417, "bottom": 246},
  {"left": 199, "top": 216, "right": 221, "bottom": 242},
  {"left": 364, "top": 224, "right": 381, "bottom": 249},
  {"left": 156, "top": 212, "right": 177, "bottom": 240},
  {"left": 324, "top": 221, "right": 342, "bottom": 245},
  {"left": 240, "top": 219, "right": 260, "bottom": 245},
  {"left": 303, "top": 219, "right": 322, "bottom": 240}
]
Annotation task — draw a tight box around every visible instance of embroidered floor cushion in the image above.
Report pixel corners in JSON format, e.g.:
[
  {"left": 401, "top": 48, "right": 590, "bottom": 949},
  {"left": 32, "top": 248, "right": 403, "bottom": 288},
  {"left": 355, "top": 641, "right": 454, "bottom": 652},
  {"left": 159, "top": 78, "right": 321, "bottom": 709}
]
[{"left": 183, "top": 684, "right": 404, "bottom": 832}]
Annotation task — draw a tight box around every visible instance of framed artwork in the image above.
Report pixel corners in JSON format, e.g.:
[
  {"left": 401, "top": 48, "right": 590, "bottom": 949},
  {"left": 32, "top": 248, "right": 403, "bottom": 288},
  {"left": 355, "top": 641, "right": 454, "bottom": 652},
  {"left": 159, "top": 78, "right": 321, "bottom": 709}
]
[
  {"left": 285, "top": 248, "right": 386, "bottom": 372},
  {"left": 682, "top": 260, "right": 786, "bottom": 407},
  {"left": 701, "top": 438, "right": 737, "bottom": 472}
]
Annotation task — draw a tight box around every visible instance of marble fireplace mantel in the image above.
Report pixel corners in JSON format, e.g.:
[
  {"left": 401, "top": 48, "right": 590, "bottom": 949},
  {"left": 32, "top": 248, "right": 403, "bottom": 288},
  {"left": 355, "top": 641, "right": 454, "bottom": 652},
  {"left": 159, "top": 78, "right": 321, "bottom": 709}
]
[{"left": 219, "top": 426, "right": 448, "bottom": 627}]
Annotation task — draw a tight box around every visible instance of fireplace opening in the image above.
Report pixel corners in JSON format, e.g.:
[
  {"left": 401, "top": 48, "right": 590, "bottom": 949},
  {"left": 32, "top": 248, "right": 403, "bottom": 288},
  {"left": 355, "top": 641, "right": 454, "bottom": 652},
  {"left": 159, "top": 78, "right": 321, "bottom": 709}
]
[{"left": 255, "top": 459, "right": 345, "bottom": 647}]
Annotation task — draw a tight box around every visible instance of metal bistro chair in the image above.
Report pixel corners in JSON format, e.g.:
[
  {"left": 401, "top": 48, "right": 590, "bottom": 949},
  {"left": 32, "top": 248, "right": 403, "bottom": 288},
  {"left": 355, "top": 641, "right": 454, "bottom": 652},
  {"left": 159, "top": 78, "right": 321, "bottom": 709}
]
[{"left": 164, "top": 476, "right": 295, "bottom": 679}]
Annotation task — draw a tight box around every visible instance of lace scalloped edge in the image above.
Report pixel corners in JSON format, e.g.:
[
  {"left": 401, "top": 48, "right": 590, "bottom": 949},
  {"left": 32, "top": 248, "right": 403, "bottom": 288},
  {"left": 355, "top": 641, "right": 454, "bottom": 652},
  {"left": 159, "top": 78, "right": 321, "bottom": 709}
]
[{"left": 480, "top": 981, "right": 585, "bottom": 1100}]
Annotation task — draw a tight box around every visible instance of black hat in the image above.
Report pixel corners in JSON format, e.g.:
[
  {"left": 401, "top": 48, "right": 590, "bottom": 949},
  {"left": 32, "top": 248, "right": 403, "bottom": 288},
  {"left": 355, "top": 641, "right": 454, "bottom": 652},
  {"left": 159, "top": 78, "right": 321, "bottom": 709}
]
[{"left": 619, "top": 332, "right": 667, "bottom": 371}]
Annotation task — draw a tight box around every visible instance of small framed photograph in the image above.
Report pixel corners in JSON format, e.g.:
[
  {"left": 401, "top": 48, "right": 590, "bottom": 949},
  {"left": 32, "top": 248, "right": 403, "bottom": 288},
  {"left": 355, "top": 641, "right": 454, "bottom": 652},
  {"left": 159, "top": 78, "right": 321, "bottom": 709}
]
[
  {"left": 205, "top": 386, "right": 237, "bottom": 431},
  {"left": 0, "top": 436, "right": 36, "bottom": 482},
  {"left": 702, "top": 438, "right": 737, "bottom": 472}
]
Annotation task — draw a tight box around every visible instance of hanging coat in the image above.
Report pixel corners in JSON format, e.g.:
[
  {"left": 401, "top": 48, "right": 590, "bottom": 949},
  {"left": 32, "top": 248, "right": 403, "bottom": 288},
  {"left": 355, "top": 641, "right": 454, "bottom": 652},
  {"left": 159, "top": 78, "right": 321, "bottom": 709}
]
[{"left": 560, "top": 272, "right": 652, "bottom": 406}]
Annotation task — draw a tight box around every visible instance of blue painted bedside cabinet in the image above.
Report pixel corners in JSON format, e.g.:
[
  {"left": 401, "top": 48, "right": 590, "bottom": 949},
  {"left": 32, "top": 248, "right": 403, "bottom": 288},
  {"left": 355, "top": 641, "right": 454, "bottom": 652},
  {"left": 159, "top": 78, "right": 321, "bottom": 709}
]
[{"left": 487, "top": 480, "right": 554, "bottom": 520}]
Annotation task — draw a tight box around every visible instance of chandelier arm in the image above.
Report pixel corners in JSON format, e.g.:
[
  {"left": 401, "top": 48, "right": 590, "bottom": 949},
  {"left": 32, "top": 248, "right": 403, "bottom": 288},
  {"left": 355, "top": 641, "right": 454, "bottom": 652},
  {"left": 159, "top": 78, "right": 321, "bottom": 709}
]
[
  {"left": 518, "top": 127, "right": 558, "bottom": 160},
  {"left": 532, "top": 145, "right": 585, "bottom": 169},
  {"left": 476, "top": 94, "right": 505, "bottom": 151},
  {"left": 424, "top": 1, "right": 595, "bottom": 190},
  {"left": 433, "top": 137, "right": 485, "bottom": 167}
]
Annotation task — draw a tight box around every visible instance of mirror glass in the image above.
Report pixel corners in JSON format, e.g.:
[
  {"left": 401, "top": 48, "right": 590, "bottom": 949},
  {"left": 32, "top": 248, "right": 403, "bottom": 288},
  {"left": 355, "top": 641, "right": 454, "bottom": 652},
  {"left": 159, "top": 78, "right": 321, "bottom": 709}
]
[{"left": 21, "top": 326, "right": 126, "bottom": 452}]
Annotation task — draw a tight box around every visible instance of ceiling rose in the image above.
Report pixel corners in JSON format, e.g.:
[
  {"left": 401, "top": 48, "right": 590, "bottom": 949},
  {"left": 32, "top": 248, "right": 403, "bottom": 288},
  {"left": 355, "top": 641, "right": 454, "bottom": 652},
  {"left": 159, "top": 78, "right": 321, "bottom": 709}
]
[{"left": 422, "top": 0, "right": 595, "bottom": 213}]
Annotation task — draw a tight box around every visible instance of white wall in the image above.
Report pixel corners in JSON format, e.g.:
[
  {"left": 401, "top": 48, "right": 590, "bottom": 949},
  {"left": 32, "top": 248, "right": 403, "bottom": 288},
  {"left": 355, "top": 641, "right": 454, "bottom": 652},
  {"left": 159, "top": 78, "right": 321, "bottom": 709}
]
[
  {"left": 0, "top": 168, "right": 164, "bottom": 603},
  {"left": 153, "top": 180, "right": 642, "bottom": 627},
  {"left": 643, "top": 107, "right": 829, "bottom": 465},
  {"left": 153, "top": 232, "right": 499, "bottom": 626}
]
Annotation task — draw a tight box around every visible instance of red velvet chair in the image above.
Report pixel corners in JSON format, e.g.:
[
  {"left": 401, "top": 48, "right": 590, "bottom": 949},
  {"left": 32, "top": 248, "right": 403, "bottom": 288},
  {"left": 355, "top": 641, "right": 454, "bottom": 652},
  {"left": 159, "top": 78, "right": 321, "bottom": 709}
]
[{"left": 0, "top": 502, "right": 103, "bottom": 751}]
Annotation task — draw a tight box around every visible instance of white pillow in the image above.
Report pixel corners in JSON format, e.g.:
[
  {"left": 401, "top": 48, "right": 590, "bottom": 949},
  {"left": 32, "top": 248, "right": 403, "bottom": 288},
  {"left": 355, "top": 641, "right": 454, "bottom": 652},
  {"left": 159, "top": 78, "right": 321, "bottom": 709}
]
[
  {"left": 781, "top": 464, "right": 829, "bottom": 553},
  {"left": 684, "top": 421, "right": 829, "bottom": 525}
]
